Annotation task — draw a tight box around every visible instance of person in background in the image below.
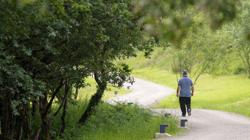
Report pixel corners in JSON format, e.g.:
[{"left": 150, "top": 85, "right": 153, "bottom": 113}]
[{"left": 176, "top": 70, "right": 194, "bottom": 117}]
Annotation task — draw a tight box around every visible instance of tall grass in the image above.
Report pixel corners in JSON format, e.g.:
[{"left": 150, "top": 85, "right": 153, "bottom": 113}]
[
  {"left": 53, "top": 102, "right": 179, "bottom": 140},
  {"left": 50, "top": 76, "right": 180, "bottom": 140}
]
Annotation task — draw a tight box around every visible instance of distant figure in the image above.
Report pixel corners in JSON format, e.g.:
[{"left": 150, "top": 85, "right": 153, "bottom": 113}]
[{"left": 176, "top": 70, "right": 194, "bottom": 117}]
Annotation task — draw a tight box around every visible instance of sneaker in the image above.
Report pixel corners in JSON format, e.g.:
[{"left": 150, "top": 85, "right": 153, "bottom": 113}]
[{"left": 187, "top": 109, "right": 191, "bottom": 116}]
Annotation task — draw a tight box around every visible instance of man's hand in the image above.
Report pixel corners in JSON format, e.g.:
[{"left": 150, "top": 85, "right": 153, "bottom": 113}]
[
  {"left": 191, "top": 86, "right": 194, "bottom": 96},
  {"left": 176, "top": 86, "right": 180, "bottom": 97}
]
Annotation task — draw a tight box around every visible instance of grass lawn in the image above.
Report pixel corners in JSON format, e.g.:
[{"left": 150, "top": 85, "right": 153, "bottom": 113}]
[
  {"left": 54, "top": 103, "right": 179, "bottom": 140},
  {"left": 77, "top": 77, "right": 130, "bottom": 101},
  {"left": 51, "top": 76, "right": 180, "bottom": 140},
  {"left": 133, "top": 68, "right": 250, "bottom": 117}
]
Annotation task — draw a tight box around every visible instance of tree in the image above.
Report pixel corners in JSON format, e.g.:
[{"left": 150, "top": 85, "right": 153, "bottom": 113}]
[
  {"left": 0, "top": 1, "right": 90, "bottom": 139},
  {"left": 78, "top": 0, "right": 141, "bottom": 124},
  {"left": 0, "top": 0, "right": 140, "bottom": 139},
  {"left": 232, "top": 2, "right": 250, "bottom": 77},
  {"left": 170, "top": 11, "right": 235, "bottom": 84}
]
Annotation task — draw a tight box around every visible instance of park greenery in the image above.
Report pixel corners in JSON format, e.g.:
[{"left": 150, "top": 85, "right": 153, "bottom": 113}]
[
  {"left": 125, "top": 0, "right": 250, "bottom": 118},
  {"left": 0, "top": 0, "right": 248, "bottom": 140}
]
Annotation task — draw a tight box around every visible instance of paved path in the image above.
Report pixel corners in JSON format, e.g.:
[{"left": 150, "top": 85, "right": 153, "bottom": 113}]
[
  {"left": 107, "top": 78, "right": 175, "bottom": 107},
  {"left": 108, "top": 78, "right": 250, "bottom": 140},
  {"left": 153, "top": 109, "right": 250, "bottom": 140}
]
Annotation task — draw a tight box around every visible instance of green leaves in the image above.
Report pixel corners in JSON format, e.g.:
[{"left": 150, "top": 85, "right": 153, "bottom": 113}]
[
  {"left": 0, "top": 0, "right": 243, "bottom": 139},
  {"left": 23, "top": 47, "right": 33, "bottom": 56},
  {"left": 229, "top": 1, "right": 250, "bottom": 77},
  {"left": 132, "top": 0, "right": 237, "bottom": 46},
  {"left": 11, "top": 100, "right": 21, "bottom": 115}
]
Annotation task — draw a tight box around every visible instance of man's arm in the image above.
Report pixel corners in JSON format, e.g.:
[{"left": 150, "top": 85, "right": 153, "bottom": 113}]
[
  {"left": 176, "top": 86, "right": 180, "bottom": 97},
  {"left": 191, "top": 86, "right": 194, "bottom": 96}
]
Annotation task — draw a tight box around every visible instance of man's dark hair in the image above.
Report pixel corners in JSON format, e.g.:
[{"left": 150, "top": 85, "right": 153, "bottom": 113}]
[{"left": 182, "top": 70, "right": 188, "bottom": 76}]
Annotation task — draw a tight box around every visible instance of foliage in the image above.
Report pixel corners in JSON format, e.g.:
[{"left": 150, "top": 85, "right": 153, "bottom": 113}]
[
  {"left": 0, "top": 0, "right": 241, "bottom": 139},
  {"left": 0, "top": 0, "right": 141, "bottom": 139},
  {"left": 55, "top": 103, "right": 179, "bottom": 140},
  {"left": 230, "top": 1, "right": 250, "bottom": 77},
  {"left": 132, "top": 0, "right": 237, "bottom": 46}
]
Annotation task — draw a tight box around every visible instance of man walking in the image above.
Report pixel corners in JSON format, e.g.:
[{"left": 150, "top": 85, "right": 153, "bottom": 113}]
[{"left": 176, "top": 70, "right": 194, "bottom": 117}]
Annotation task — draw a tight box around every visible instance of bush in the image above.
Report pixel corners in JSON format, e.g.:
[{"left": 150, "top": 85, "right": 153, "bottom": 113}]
[{"left": 234, "top": 67, "right": 247, "bottom": 75}]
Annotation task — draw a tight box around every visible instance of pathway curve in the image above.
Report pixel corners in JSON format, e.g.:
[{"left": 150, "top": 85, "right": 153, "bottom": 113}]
[{"left": 107, "top": 78, "right": 175, "bottom": 107}]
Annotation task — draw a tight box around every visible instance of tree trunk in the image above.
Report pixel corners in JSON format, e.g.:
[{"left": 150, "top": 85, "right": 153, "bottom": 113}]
[
  {"left": 53, "top": 103, "right": 63, "bottom": 117},
  {"left": 38, "top": 80, "right": 64, "bottom": 140},
  {"left": 1, "top": 93, "right": 32, "bottom": 140},
  {"left": 15, "top": 103, "right": 31, "bottom": 140},
  {"left": 74, "top": 86, "right": 79, "bottom": 100},
  {"left": 248, "top": 66, "right": 250, "bottom": 78},
  {"left": 60, "top": 81, "right": 69, "bottom": 135},
  {"left": 78, "top": 73, "right": 107, "bottom": 124},
  {"left": 32, "top": 100, "right": 37, "bottom": 116},
  {"left": 74, "top": 66, "right": 79, "bottom": 100},
  {"left": 22, "top": 104, "right": 31, "bottom": 140},
  {"left": 15, "top": 115, "right": 23, "bottom": 140},
  {"left": 1, "top": 95, "right": 14, "bottom": 140},
  {"left": 0, "top": 98, "right": 3, "bottom": 139},
  {"left": 39, "top": 95, "right": 50, "bottom": 140}
]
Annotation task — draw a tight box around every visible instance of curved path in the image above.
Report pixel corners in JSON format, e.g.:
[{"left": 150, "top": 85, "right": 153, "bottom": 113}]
[
  {"left": 107, "top": 78, "right": 175, "bottom": 107},
  {"left": 108, "top": 78, "right": 250, "bottom": 140}
]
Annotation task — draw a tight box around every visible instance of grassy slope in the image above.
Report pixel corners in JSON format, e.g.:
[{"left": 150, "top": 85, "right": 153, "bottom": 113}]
[
  {"left": 52, "top": 76, "right": 180, "bottom": 140},
  {"left": 125, "top": 48, "right": 250, "bottom": 117}
]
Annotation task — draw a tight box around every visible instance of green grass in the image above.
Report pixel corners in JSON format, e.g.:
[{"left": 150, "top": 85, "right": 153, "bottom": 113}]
[
  {"left": 133, "top": 68, "right": 177, "bottom": 88},
  {"left": 132, "top": 68, "right": 250, "bottom": 117},
  {"left": 123, "top": 48, "right": 172, "bottom": 70},
  {"left": 53, "top": 102, "right": 180, "bottom": 140},
  {"left": 77, "top": 77, "right": 130, "bottom": 101},
  {"left": 51, "top": 76, "right": 180, "bottom": 140}
]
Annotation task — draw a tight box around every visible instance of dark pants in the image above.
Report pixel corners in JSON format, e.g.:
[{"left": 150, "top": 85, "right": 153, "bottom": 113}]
[{"left": 179, "top": 97, "right": 191, "bottom": 117}]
